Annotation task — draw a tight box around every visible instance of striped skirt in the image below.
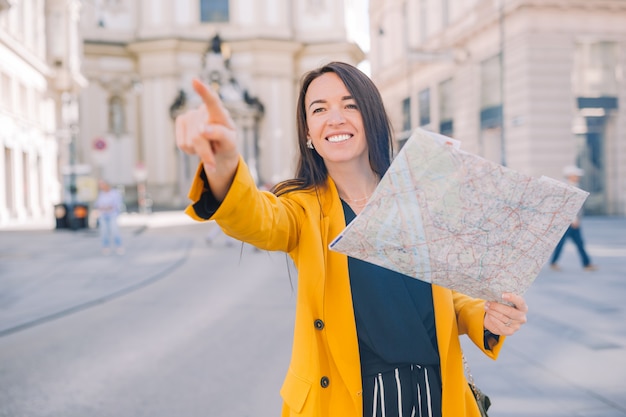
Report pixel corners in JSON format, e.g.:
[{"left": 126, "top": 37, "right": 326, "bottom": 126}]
[{"left": 362, "top": 364, "right": 442, "bottom": 417}]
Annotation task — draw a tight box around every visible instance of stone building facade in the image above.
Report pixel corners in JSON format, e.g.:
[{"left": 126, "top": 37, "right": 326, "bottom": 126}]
[
  {"left": 0, "top": 0, "right": 86, "bottom": 229},
  {"left": 78, "top": 0, "right": 364, "bottom": 210},
  {"left": 369, "top": 0, "right": 626, "bottom": 215}
]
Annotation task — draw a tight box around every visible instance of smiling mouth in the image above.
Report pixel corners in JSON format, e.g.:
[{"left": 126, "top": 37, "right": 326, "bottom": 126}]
[{"left": 327, "top": 134, "right": 352, "bottom": 143}]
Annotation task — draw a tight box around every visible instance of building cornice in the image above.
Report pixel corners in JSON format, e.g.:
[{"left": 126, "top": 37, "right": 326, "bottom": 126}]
[
  {"left": 83, "top": 41, "right": 132, "bottom": 57},
  {"left": 416, "top": 0, "right": 626, "bottom": 57},
  {"left": 0, "top": 31, "right": 51, "bottom": 77},
  {"left": 521, "top": 0, "right": 626, "bottom": 11},
  {"left": 0, "top": 0, "right": 15, "bottom": 12},
  {"left": 83, "top": 35, "right": 366, "bottom": 77},
  {"left": 297, "top": 41, "right": 365, "bottom": 62},
  {"left": 228, "top": 38, "right": 303, "bottom": 54},
  {"left": 126, "top": 38, "right": 207, "bottom": 55}
]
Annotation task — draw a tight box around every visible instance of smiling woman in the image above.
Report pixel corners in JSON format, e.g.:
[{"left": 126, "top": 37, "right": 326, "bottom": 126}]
[
  {"left": 174, "top": 61, "right": 529, "bottom": 417},
  {"left": 303, "top": 73, "right": 372, "bottom": 182},
  {"left": 277, "top": 62, "right": 394, "bottom": 199}
]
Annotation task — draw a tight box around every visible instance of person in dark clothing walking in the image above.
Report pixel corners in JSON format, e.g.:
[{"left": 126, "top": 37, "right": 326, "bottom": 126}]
[{"left": 550, "top": 165, "right": 598, "bottom": 271}]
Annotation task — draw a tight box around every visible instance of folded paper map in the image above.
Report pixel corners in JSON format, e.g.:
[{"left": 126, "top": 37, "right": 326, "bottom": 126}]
[{"left": 329, "top": 128, "right": 589, "bottom": 301}]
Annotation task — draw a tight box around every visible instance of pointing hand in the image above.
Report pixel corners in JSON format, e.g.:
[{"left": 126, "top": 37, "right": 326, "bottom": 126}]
[{"left": 175, "top": 78, "right": 240, "bottom": 200}]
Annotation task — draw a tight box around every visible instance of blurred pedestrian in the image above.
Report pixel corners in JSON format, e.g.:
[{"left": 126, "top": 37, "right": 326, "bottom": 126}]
[
  {"left": 550, "top": 165, "right": 597, "bottom": 271},
  {"left": 174, "top": 62, "right": 529, "bottom": 416},
  {"left": 94, "top": 179, "right": 124, "bottom": 255}
]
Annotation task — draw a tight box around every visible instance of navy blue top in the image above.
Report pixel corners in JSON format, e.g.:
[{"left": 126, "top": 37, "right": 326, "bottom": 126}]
[{"left": 342, "top": 200, "right": 440, "bottom": 376}]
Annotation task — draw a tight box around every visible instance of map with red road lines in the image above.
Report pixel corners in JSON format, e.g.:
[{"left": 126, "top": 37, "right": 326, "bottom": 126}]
[{"left": 329, "top": 128, "right": 589, "bottom": 301}]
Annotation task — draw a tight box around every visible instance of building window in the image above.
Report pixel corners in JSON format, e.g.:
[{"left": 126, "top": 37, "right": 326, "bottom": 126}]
[
  {"left": 0, "top": 72, "right": 11, "bottom": 110},
  {"left": 572, "top": 41, "right": 618, "bottom": 214},
  {"left": 480, "top": 54, "right": 503, "bottom": 164},
  {"left": 108, "top": 95, "right": 126, "bottom": 136},
  {"left": 419, "top": 0, "right": 428, "bottom": 42},
  {"left": 402, "top": 97, "right": 411, "bottom": 132},
  {"left": 574, "top": 41, "right": 618, "bottom": 97},
  {"left": 418, "top": 88, "right": 430, "bottom": 127},
  {"left": 439, "top": 78, "right": 454, "bottom": 136},
  {"left": 23, "top": 151, "right": 30, "bottom": 214},
  {"left": 200, "top": 0, "right": 229, "bottom": 23},
  {"left": 398, "top": 97, "right": 412, "bottom": 149},
  {"left": 20, "top": 83, "right": 29, "bottom": 117},
  {"left": 442, "top": 0, "right": 449, "bottom": 27},
  {"left": 480, "top": 54, "right": 502, "bottom": 130},
  {"left": 5, "top": 148, "right": 14, "bottom": 215}
]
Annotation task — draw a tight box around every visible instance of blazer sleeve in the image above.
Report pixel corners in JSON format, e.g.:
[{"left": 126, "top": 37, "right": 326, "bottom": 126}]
[
  {"left": 452, "top": 291, "right": 505, "bottom": 359},
  {"left": 184, "top": 157, "right": 304, "bottom": 253}
]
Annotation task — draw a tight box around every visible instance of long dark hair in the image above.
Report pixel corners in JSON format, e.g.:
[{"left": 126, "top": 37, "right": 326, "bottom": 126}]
[{"left": 273, "top": 62, "right": 394, "bottom": 196}]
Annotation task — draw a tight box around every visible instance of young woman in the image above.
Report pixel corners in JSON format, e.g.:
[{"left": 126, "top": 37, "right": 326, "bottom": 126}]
[{"left": 176, "top": 61, "right": 528, "bottom": 417}]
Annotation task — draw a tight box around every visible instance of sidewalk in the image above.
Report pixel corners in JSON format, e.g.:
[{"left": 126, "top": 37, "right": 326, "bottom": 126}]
[{"left": 0, "top": 210, "right": 211, "bottom": 336}]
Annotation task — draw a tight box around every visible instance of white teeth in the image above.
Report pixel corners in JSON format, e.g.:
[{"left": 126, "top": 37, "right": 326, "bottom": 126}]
[{"left": 327, "top": 134, "right": 351, "bottom": 143}]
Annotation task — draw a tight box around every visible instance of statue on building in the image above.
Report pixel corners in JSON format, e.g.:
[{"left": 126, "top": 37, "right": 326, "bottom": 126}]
[
  {"left": 211, "top": 33, "right": 223, "bottom": 54},
  {"left": 199, "top": 33, "right": 264, "bottom": 183},
  {"left": 169, "top": 89, "right": 187, "bottom": 120}
]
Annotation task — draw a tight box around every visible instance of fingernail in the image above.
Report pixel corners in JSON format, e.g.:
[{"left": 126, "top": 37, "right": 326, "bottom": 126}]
[
  {"left": 204, "top": 125, "right": 213, "bottom": 134},
  {"left": 484, "top": 302, "right": 490, "bottom": 310}
]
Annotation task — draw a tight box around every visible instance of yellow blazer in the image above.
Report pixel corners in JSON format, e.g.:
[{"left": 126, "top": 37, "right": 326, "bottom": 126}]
[{"left": 186, "top": 158, "right": 505, "bottom": 417}]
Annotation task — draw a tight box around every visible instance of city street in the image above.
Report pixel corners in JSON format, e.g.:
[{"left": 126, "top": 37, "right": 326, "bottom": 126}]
[
  {"left": 0, "top": 213, "right": 625, "bottom": 417},
  {"left": 0, "top": 218, "right": 295, "bottom": 417}
]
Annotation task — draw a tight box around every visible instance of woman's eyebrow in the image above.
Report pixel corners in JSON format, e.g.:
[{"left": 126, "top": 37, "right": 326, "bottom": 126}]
[
  {"left": 308, "top": 96, "right": 354, "bottom": 109},
  {"left": 308, "top": 99, "right": 326, "bottom": 109}
]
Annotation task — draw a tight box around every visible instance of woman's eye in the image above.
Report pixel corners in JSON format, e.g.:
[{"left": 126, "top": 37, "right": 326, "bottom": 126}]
[
  {"left": 346, "top": 103, "right": 358, "bottom": 110},
  {"left": 312, "top": 107, "right": 325, "bottom": 113}
]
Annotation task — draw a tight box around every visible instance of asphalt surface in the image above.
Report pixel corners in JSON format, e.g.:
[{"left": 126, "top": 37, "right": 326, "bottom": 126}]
[
  {"left": 0, "top": 212, "right": 205, "bottom": 337},
  {"left": 1, "top": 212, "right": 625, "bottom": 416}
]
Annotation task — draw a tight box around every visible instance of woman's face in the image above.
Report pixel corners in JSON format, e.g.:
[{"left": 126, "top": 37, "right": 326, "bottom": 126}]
[{"left": 304, "top": 72, "right": 368, "bottom": 168}]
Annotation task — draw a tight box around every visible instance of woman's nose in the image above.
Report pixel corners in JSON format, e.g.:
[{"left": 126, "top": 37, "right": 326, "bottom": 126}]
[{"left": 327, "top": 109, "right": 346, "bottom": 125}]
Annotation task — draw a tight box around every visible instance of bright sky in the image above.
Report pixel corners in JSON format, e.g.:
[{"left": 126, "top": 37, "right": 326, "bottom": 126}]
[
  {"left": 346, "top": 0, "right": 371, "bottom": 74},
  {"left": 348, "top": 0, "right": 371, "bottom": 52}
]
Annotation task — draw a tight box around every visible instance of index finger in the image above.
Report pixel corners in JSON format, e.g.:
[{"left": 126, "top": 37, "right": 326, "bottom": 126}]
[{"left": 192, "top": 78, "right": 235, "bottom": 128}]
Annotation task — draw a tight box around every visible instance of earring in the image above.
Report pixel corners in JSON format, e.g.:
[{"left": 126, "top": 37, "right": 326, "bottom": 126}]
[{"left": 306, "top": 139, "right": 314, "bottom": 149}]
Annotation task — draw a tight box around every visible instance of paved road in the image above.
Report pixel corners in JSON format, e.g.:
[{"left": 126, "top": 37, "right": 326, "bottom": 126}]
[
  {"left": 0, "top": 215, "right": 295, "bottom": 417},
  {"left": 1, "top": 213, "right": 625, "bottom": 416}
]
